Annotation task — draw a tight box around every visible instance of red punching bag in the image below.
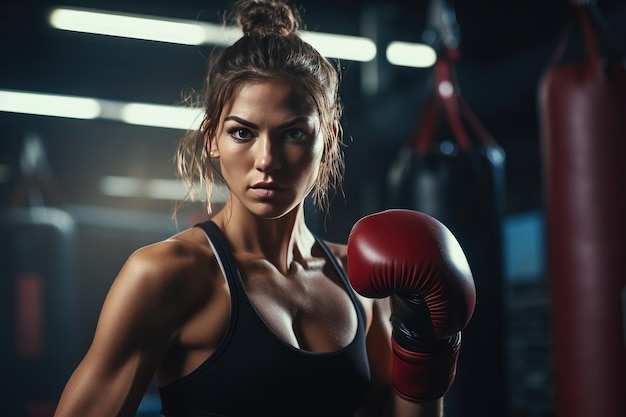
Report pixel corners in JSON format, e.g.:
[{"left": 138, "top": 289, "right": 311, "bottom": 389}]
[{"left": 539, "top": 3, "right": 626, "bottom": 417}]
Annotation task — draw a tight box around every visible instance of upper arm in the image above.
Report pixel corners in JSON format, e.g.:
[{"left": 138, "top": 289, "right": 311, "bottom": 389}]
[{"left": 54, "top": 242, "right": 208, "bottom": 417}]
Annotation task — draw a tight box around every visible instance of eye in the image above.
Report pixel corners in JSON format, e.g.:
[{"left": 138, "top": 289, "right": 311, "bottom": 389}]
[
  {"left": 228, "top": 128, "right": 254, "bottom": 141},
  {"left": 284, "top": 128, "right": 308, "bottom": 141}
]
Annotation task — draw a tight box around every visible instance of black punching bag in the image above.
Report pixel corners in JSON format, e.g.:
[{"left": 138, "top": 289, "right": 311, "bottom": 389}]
[
  {"left": 387, "top": 49, "right": 506, "bottom": 417},
  {"left": 539, "top": 3, "right": 626, "bottom": 417},
  {"left": 1, "top": 134, "right": 80, "bottom": 416}
]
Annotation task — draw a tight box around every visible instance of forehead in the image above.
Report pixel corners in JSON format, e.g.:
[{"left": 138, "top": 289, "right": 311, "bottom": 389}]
[{"left": 226, "top": 79, "right": 318, "bottom": 116}]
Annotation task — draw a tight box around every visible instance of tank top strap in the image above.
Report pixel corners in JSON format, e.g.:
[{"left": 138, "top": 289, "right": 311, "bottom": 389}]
[
  {"left": 193, "top": 221, "right": 364, "bottom": 332},
  {"left": 313, "top": 235, "right": 366, "bottom": 328},
  {"left": 193, "top": 219, "right": 242, "bottom": 305}
]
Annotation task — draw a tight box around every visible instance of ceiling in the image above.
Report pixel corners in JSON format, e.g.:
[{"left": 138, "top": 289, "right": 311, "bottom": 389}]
[{"left": 1, "top": 0, "right": 625, "bottom": 240}]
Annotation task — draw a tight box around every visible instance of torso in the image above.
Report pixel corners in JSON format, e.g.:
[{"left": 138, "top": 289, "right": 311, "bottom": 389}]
[
  {"left": 155, "top": 220, "right": 370, "bottom": 417},
  {"left": 153, "top": 221, "right": 367, "bottom": 387}
]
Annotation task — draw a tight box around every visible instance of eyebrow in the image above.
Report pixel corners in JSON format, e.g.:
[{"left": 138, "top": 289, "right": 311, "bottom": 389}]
[{"left": 223, "top": 115, "right": 312, "bottom": 130}]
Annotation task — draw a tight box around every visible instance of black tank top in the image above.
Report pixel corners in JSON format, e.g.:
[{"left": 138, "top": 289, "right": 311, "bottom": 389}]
[{"left": 158, "top": 220, "right": 370, "bottom": 417}]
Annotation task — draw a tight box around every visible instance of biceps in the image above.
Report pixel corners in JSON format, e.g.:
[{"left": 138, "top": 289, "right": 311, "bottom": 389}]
[
  {"left": 54, "top": 282, "right": 172, "bottom": 415},
  {"left": 55, "top": 343, "right": 157, "bottom": 417},
  {"left": 55, "top": 300, "right": 169, "bottom": 417},
  {"left": 81, "top": 286, "right": 173, "bottom": 387}
]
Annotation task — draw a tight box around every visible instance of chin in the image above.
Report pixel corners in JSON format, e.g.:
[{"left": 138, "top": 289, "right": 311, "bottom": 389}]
[
  {"left": 250, "top": 202, "right": 300, "bottom": 220},
  {"left": 254, "top": 209, "right": 291, "bottom": 220}
]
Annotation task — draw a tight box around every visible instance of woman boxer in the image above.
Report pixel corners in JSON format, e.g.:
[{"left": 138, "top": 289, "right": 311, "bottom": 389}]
[{"left": 54, "top": 1, "right": 474, "bottom": 416}]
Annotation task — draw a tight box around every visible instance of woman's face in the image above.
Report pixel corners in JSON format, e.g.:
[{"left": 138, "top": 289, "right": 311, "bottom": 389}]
[{"left": 209, "top": 79, "right": 324, "bottom": 219}]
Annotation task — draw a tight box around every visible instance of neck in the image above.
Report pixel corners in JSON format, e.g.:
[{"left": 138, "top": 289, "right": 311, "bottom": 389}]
[{"left": 211, "top": 203, "right": 315, "bottom": 274}]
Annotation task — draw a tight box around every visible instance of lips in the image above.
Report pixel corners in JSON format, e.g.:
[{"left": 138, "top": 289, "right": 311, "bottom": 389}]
[{"left": 250, "top": 182, "right": 282, "bottom": 198}]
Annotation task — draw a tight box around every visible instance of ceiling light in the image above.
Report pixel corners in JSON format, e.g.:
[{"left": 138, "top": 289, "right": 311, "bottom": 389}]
[
  {"left": 386, "top": 41, "right": 437, "bottom": 68},
  {"left": 120, "top": 103, "right": 203, "bottom": 130},
  {"left": 0, "top": 90, "right": 100, "bottom": 119},
  {"left": 48, "top": 7, "right": 377, "bottom": 62},
  {"left": 300, "top": 32, "right": 376, "bottom": 62},
  {"left": 99, "top": 176, "right": 143, "bottom": 198},
  {"left": 146, "top": 178, "right": 194, "bottom": 201},
  {"left": 49, "top": 7, "right": 206, "bottom": 45},
  {"left": 99, "top": 175, "right": 229, "bottom": 202},
  {"left": 0, "top": 89, "right": 203, "bottom": 130}
]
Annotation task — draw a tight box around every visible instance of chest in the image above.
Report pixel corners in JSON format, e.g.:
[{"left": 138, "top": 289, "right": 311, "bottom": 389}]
[
  {"left": 160, "top": 263, "right": 370, "bottom": 415},
  {"left": 238, "top": 259, "right": 358, "bottom": 352},
  {"left": 157, "top": 243, "right": 366, "bottom": 392}
]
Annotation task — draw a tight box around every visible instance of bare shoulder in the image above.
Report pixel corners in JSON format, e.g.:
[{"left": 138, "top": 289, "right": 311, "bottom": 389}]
[
  {"left": 125, "top": 227, "right": 214, "bottom": 279},
  {"left": 111, "top": 226, "right": 220, "bottom": 320},
  {"left": 318, "top": 240, "right": 348, "bottom": 270}
]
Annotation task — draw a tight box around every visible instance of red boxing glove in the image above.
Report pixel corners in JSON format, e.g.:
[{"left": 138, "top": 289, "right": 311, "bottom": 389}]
[{"left": 347, "top": 209, "right": 476, "bottom": 402}]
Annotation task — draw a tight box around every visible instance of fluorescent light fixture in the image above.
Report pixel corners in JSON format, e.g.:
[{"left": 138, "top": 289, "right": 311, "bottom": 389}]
[
  {"left": 300, "top": 32, "right": 376, "bottom": 62},
  {"left": 49, "top": 8, "right": 206, "bottom": 45},
  {"left": 201, "top": 24, "right": 242, "bottom": 47},
  {"left": 120, "top": 103, "right": 203, "bottom": 130},
  {"left": 99, "top": 176, "right": 143, "bottom": 198},
  {"left": 100, "top": 175, "right": 229, "bottom": 202},
  {"left": 0, "top": 89, "right": 203, "bottom": 130},
  {"left": 0, "top": 90, "right": 100, "bottom": 119},
  {"left": 194, "top": 23, "right": 378, "bottom": 61},
  {"left": 146, "top": 178, "right": 192, "bottom": 201},
  {"left": 386, "top": 41, "right": 437, "bottom": 68},
  {"left": 48, "top": 7, "right": 377, "bottom": 62}
]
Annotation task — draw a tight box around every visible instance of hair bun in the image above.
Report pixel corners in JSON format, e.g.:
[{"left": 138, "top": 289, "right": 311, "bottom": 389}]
[{"left": 233, "top": 0, "right": 302, "bottom": 37}]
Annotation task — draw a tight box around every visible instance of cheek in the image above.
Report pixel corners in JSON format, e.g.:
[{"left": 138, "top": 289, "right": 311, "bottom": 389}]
[
  {"left": 303, "top": 140, "right": 325, "bottom": 180},
  {"left": 214, "top": 153, "right": 242, "bottom": 185},
  {"left": 297, "top": 140, "right": 323, "bottom": 169},
  {"left": 310, "top": 147, "right": 323, "bottom": 174},
  {"left": 219, "top": 153, "right": 246, "bottom": 178},
  {"left": 308, "top": 133, "right": 325, "bottom": 160},
  {"left": 313, "top": 138, "right": 325, "bottom": 168},
  {"left": 216, "top": 138, "right": 248, "bottom": 167}
]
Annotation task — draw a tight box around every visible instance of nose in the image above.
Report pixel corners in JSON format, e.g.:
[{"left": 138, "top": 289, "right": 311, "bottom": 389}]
[{"left": 254, "top": 136, "right": 281, "bottom": 172}]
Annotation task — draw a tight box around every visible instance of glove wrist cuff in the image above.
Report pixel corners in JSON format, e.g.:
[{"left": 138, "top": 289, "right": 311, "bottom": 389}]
[
  {"left": 391, "top": 333, "right": 461, "bottom": 403},
  {"left": 393, "top": 329, "right": 461, "bottom": 353}
]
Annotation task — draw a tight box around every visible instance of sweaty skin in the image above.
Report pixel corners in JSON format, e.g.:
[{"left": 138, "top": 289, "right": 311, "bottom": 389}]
[{"left": 53, "top": 79, "right": 443, "bottom": 417}]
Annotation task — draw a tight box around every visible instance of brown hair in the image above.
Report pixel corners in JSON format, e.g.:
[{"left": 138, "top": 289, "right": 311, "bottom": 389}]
[{"left": 176, "top": 0, "right": 344, "bottom": 215}]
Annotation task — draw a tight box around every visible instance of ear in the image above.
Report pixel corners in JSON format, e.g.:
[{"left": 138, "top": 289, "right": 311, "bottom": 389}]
[
  {"left": 202, "top": 120, "right": 220, "bottom": 159},
  {"left": 205, "top": 136, "right": 220, "bottom": 159}
]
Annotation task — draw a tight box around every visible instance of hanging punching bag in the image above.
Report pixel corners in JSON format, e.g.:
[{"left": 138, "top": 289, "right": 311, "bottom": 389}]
[
  {"left": 387, "top": 47, "right": 507, "bottom": 417},
  {"left": 1, "top": 134, "right": 80, "bottom": 416},
  {"left": 539, "top": 3, "right": 626, "bottom": 417}
]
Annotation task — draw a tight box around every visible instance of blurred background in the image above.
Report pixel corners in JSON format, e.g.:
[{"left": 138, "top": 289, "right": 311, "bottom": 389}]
[{"left": 1, "top": 0, "right": 625, "bottom": 416}]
